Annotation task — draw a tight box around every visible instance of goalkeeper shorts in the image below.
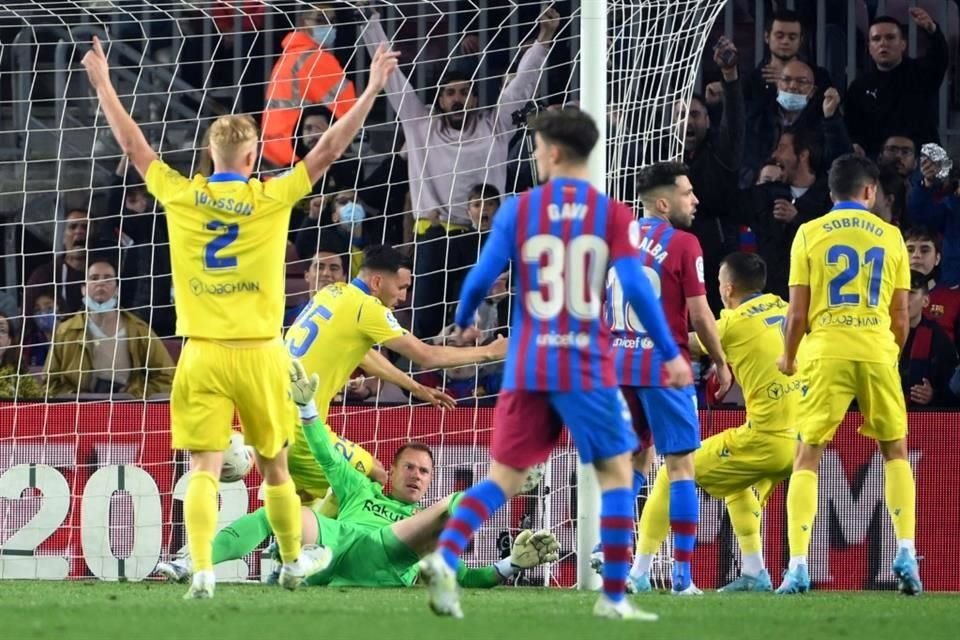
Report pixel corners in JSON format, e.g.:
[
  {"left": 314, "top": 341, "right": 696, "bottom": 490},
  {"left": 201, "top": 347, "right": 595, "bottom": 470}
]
[{"left": 305, "top": 516, "right": 420, "bottom": 588}]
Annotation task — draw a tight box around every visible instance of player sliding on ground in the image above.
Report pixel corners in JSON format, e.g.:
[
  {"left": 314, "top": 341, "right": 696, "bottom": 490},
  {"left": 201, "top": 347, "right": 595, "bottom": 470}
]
[
  {"left": 628, "top": 252, "right": 799, "bottom": 593},
  {"left": 162, "top": 360, "right": 560, "bottom": 588},
  {"left": 418, "top": 107, "right": 693, "bottom": 622},
  {"left": 82, "top": 35, "right": 401, "bottom": 599},
  {"left": 777, "top": 154, "right": 922, "bottom": 595},
  {"left": 604, "top": 161, "right": 731, "bottom": 595}
]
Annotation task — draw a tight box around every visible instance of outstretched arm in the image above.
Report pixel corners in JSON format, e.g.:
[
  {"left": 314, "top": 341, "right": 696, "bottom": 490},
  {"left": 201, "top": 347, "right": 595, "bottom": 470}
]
[
  {"left": 359, "top": 349, "right": 456, "bottom": 408},
  {"left": 360, "top": 11, "right": 429, "bottom": 121},
  {"left": 302, "top": 45, "right": 400, "bottom": 184},
  {"left": 495, "top": 7, "right": 557, "bottom": 131},
  {"left": 82, "top": 37, "right": 156, "bottom": 178}
]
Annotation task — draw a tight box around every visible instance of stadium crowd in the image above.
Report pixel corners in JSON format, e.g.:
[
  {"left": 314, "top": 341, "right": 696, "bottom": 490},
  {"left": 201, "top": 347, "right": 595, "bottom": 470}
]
[{"left": 2, "top": 0, "right": 960, "bottom": 409}]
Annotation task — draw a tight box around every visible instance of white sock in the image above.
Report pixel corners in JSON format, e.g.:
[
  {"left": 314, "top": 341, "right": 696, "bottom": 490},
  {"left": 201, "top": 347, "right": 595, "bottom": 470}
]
[
  {"left": 741, "top": 552, "right": 765, "bottom": 577},
  {"left": 788, "top": 556, "right": 807, "bottom": 572},
  {"left": 898, "top": 539, "right": 916, "bottom": 555},
  {"left": 629, "top": 553, "right": 653, "bottom": 578}
]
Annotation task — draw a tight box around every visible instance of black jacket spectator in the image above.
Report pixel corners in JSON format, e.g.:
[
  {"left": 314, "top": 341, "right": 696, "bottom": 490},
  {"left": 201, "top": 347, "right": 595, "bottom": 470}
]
[
  {"left": 844, "top": 15, "right": 948, "bottom": 157},
  {"left": 901, "top": 315, "right": 957, "bottom": 407}
]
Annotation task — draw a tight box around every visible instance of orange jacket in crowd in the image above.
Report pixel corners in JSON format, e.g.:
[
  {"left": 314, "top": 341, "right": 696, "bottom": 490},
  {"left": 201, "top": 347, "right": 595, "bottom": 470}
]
[{"left": 262, "top": 30, "right": 357, "bottom": 167}]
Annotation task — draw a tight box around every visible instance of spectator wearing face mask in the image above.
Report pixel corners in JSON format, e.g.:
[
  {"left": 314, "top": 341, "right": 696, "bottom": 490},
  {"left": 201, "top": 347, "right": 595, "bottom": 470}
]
[
  {"left": 262, "top": 2, "right": 358, "bottom": 168},
  {"left": 295, "top": 188, "right": 369, "bottom": 278},
  {"left": 44, "top": 257, "right": 174, "bottom": 399}
]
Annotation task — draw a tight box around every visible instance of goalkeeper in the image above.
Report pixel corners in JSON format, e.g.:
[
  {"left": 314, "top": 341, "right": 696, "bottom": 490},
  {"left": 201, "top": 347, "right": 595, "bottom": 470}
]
[{"left": 160, "top": 360, "right": 559, "bottom": 588}]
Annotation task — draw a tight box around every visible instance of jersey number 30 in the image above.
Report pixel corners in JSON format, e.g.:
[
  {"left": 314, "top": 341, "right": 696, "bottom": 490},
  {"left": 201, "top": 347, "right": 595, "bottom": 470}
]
[{"left": 521, "top": 235, "right": 608, "bottom": 321}]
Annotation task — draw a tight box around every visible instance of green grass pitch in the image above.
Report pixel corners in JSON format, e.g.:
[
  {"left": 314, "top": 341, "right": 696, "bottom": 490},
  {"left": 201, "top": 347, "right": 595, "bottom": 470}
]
[{"left": 1, "top": 582, "right": 957, "bottom": 640}]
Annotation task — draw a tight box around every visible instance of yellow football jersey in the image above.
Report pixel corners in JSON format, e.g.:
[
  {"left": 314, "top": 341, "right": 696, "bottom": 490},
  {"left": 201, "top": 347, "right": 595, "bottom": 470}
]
[
  {"left": 704, "top": 293, "right": 798, "bottom": 436},
  {"left": 145, "top": 160, "right": 312, "bottom": 339},
  {"left": 789, "top": 205, "right": 910, "bottom": 365},
  {"left": 284, "top": 279, "right": 408, "bottom": 420}
]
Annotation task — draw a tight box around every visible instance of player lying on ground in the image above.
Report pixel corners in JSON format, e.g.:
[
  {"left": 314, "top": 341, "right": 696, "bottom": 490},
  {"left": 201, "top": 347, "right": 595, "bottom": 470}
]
[
  {"left": 776, "top": 154, "right": 921, "bottom": 595},
  {"left": 417, "top": 107, "right": 693, "bottom": 622},
  {"left": 623, "top": 252, "right": 800, "bottom": 593},
  {"left": 81, "top": 35, "right": 400, "bottom": 599},
  {"left": 604, "top": 161, "right": 731, "bottom": 596},
  {"left": 158, "top": 361, "right": 559, "bottom": 588}
]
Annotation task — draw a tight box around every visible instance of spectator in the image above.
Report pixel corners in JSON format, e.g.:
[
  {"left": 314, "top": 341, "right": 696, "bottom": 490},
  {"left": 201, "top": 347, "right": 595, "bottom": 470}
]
[
  {"left": 262, "top": 2, "right": 358, "bottom": 167},
  {"left": 906, "top": 152, "right": 960, "bottom": 285},
  {"left": 878, "top": 134, "right": 918, "bottom": 179},
  {"left": 742, "top": 59, "right": 850, "bottom": 186},
  {"left": 742, "top": 9, "right": 832, "bottom": 108},
  {"left": 44, "top": 258, "right": 174, "bottom": 399},
  {"left": 25, "top": 208, "right": 88, "bottom": 316},
  {"left": 844, "top": 10, "right": 948, "bottom": 157},
  {"left": 445, "top": 183, "right": 503, "bottom": 318},
  {"left": 293, "top": 105, "right": 363, "bottom": 195},
  {"left": 678, "top": 37, "right": 744, "bottom": 312},
  {"left": 904, "top": 226, "right": 960, "bottom": 346},
  {"left": 360, "top": 6, "right": 559, "bottom": 337},
  {"left": 875, "top": 160, "right": 907, "bottom": 225},
  {"left": 0, "top": 312, "right": 42, "bottom": 399},
  {"left": 294, "top": 187, "right": 367, "bottom": 276},
  {"left": 22, "top": 290, "right": 57, "bottom": 369},
  {"left": 900, "top": 270, "right": 957, "bottom": 407},
  {"left": 284, "top": 237, "right": 350, "bottom": 327},
  {"left": 739, "top": 128, "right": 832, "bottom": 299}
]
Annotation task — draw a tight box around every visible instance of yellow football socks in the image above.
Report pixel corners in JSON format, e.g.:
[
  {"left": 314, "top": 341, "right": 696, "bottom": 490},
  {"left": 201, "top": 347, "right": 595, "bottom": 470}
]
[
  {"left": 637, "top": 468, "right": 670, "bottom": 555},
  {"left": 786, "top": 470, "right": 818, "bottom": 557},
  {"left": 884, "top": 459, "right": 916, "bottom": 542},
  {"left": 726, "top": 489, "right": 763, "bottom": 555},
  {"left": 184, "top": 470, "right": 219, "bottom": 572},
  {"left": 264, "top": 479, "right": 303, "bottom": 565}
]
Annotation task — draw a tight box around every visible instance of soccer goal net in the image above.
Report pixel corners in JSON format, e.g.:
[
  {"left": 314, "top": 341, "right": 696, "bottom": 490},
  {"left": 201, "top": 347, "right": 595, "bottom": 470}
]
[{"left": 0, "top": 0, "right": 725, "bottom": 586}]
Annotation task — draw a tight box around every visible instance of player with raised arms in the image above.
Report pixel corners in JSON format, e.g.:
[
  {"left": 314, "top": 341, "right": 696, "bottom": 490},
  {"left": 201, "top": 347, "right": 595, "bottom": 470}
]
[
  {"left": 604, "top": 161, "right": 731, "bottom": 595},
  {"left": 628, "top": 252, "right": 798, "bottom": 593},
  {"left": 81, "top": 35, "right": 400, "bottom": 599},
  {"left": 417, "top": 107, "right": 693, "bottom": 621},
  {"left": 776, "top": 154, "right": 921, "bottom": 595}
]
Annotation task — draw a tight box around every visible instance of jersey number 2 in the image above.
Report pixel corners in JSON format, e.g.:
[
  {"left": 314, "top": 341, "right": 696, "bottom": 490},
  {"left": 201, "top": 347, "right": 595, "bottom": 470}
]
[
  {"left": 521, "top": 234, "right": 608, "bottom": 321},
  {"left": 826, "top": 245, "right": 885, "bottom": 307},
  {"left": 204, "top": 221, "right": 239, "bottom": 270}
]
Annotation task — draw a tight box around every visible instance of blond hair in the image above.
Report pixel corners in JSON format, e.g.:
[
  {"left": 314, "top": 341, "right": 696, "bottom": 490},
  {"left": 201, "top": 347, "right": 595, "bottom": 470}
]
[{"left": 207, "top": 115, "right": 258, "bottom": 167}]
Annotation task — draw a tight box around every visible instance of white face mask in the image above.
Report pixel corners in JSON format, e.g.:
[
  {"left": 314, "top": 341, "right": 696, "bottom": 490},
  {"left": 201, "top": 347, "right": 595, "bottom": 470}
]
[{"left": 85, "top": 295, "right": 117, "bottom": 313}]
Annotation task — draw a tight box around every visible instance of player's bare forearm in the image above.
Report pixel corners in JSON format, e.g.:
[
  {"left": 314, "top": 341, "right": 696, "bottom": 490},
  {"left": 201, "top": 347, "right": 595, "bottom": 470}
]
[
  {"left": 689, "top": 296, "right": 726, "bottom": 366},
  {"left": 95, "top": 85, "right": 156, "bottom": 177},
  {"left": 360, "top": 349, "right": 417, "bottom": 393},
  {"left": 890, "top": 289, "right": 910, "bottom": 351},
  {"left": 687, "top": 332, "right": 703, "bottom": 359},
  {"left": 783, "top": 286, "right": 811, "bottom": 360}
]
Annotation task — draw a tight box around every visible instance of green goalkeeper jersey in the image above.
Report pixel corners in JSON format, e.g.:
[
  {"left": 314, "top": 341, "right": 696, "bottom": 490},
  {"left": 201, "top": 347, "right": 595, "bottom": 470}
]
[{"left": 302, "top": 419, "right": 419, "bottom": 530}]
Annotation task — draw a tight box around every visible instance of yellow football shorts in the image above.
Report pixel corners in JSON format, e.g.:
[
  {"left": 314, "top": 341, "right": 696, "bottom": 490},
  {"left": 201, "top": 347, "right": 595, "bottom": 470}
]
[
  {"left": 170, "top": 338, "right": 297, "bottom": 458},
  {"left": 287, "top": 420, "right": 376, "bottom": 502},
  {"left": 695, "top": 424, "right": 795, "bottom": 502},
  {"left": 798, "top": 358, "right": 907, "bottom": 446}
]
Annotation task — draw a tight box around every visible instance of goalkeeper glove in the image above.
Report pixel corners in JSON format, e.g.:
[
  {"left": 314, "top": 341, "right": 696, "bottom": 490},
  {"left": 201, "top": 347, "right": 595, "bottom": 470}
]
[
  {"left": 289, "top": 359, "right": 320, "bottom": 419},
  {"left": 508, "top": 529, "right": 560, "bottom": 569}
]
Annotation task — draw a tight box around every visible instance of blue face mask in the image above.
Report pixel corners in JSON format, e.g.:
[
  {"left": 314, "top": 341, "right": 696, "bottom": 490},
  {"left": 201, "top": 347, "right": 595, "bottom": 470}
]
[
  {"left": 84, "top": 295, "right": 117, "bottom": 314},
  {"left": 776, "top": 90, "right": 808, "bottom": 112},
  {"left": 312, "top": 25, "right": 336, "bottom": 48},
  {"left": 338, "top": 202, "right": 366, "bottom": 225},
  {"left": 35, "top": 312, "right": 55, "bottom": 333}
]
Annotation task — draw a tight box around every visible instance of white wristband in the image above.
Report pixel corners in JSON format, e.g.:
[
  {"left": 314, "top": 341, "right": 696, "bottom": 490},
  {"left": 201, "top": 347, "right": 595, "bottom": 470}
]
[
  {"left": 299, "top": 400, "right": 319, "bottom": 421},
  {"left": 493, "top": 557, "right": 515, "bottom": 579}
]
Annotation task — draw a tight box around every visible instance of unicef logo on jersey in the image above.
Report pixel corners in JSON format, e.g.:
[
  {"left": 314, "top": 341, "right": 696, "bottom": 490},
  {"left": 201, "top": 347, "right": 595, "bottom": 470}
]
[
  {"left": 535, "top": 331, "right": 591, "bottom": 349},
  {"left": 189, "top": 277, "right": 261, "bottom": 296}
]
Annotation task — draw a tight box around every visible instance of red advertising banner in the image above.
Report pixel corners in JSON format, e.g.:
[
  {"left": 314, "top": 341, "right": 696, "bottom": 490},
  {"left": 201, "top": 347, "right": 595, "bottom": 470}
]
[{"left": 0, "top": 402, "right": 957, "bottom": 590}]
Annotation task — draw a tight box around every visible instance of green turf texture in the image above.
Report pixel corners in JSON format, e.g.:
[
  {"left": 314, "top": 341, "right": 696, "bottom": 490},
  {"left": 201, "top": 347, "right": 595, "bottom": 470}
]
[{"left": 1, "top": 581, "right": 957, "bottom": 640}]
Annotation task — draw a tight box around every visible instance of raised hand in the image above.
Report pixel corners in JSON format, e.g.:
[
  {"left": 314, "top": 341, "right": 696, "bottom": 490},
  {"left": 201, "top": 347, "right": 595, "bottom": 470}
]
[
  {"left": 909, "top": 7, "right": 937, "bottom": 34},
  {"left": 367, "top": 44, "right": 400, "bottom": 92},
  {"left": 537, "top": 6, "right": 561, "bottom": 42},
  {"left": 82, "top": 36, "right": 112, "bottom": 91},
  {"left": 822, "top": 87, "right": 840, "bottom": 119}
]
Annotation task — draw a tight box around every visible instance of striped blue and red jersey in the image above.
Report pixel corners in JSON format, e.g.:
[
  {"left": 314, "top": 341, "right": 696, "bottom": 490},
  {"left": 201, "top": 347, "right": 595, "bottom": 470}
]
[
  {"left": 455, "top": 178, "right": 680, "bottom": 392},
  {"left": 604, "top": 217, "right": 706, "bottom": 387}
]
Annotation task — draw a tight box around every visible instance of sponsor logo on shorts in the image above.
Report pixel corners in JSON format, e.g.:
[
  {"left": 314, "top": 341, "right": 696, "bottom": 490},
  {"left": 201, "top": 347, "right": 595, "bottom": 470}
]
[
  {"left": 612, "top": 335, "right": 654, "bottom": 350},
  {"left": 536, "top": 331, "right": 591, "bottom": 349},
  {"left": 189, "top": 278, "right": 261, "bottom": 296}
]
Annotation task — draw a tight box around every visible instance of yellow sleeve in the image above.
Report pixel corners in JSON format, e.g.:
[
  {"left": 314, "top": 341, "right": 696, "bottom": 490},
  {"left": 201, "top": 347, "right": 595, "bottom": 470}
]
[
  {"left": 788, "top": 226, "right": 810, "bottom": 287},
  {"left": 324, "top": 429, "right": 376, "bottom": 477},
  {"left": 358, "top": 300, "right": 408, "bottom": 345},
  {"left": 262, "top": 162, "right": 313, "bottom": 207},
  {"left": 144, "top": 159, "right": 191, "bottom": 206},
  {"left": 893, "top": 238, "right": 911, "bottom": 291}
]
